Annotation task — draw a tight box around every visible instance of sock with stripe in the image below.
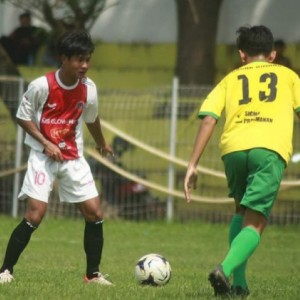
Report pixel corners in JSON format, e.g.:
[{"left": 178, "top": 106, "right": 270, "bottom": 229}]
[
  {"left": 0, "top": 218, "right": 37, "bottom": 274},
  {"left": 84, "top": 220, "right": 104, "bottom": 279}
]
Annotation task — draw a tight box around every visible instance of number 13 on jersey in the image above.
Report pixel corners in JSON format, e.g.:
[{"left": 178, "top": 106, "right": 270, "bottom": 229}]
[{"left": 238, "top": 72, "right": 278, "bottom": 105}]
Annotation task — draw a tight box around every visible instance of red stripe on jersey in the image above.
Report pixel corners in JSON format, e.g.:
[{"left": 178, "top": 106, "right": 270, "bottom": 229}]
[{"left": 40, "top": 72, "right": 87, "bottom": 160}]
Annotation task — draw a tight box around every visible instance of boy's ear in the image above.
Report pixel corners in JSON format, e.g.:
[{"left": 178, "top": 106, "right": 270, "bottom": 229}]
[
  {"left": 268, "top": 50, "right": 277, "bottom": 63},
  {"left": 238, "top": 50, "right": 246, "bottom": 63},
  {"left": 60, "top": 54, "right": 68, "bottom": 64}
]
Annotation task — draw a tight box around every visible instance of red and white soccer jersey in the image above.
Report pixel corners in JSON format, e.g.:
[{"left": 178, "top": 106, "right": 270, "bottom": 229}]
[{"left": 17, "top": 70, "right": 98, "bottom": 160}]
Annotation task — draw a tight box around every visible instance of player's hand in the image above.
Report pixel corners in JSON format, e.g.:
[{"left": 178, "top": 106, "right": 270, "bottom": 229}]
[
  {"left": 96, "top": 144, "right": 114, "bottom": 158},
  {"left": 184, "top": 166, "right": 198, "bottom": 203},
  {"left": 43, "top": 141, "right": 64, "bottom": 163}
]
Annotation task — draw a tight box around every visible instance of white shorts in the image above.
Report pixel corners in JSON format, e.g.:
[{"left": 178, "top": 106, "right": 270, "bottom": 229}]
[{"left": 19, "top": 150, "right": 99, "bottom": 203}]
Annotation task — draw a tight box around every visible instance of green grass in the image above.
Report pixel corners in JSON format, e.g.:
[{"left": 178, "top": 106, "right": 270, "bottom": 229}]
[{"left": 0, "top": 216, "right": 300, "bottom": 299}]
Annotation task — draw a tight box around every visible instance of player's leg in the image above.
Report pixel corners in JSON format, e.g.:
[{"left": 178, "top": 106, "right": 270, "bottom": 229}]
[
  {"left": 222, "top": 208, "right": 266, "bottom": 277},
  {"left": 229, "top": 203, "right": 249, "bottom": 291},
  {"left": 221, "top": 151, "right": 249, "bottom": 292},
  {"left": 219, "top": 149, "right": 285, "bottom": 293},
  {"left": 0, "top": 198, "right": 47, "bottom": 280},
  {"left": 0, "top": 150, "right": 54, "bottom": 283},
  {"left": 77, "top": 197, "right": 112, "bottom": 285},
  {"left": 77, "top": 197, "right": 104, "bottom": 274},
  {"left": 59, "top": 157, "right": 112, "bottom": 285}
]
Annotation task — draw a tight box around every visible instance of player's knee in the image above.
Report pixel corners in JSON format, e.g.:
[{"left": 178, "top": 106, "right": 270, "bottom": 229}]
[
  {"left": 25, "top": 198, "right": 47, "bottom": 226},
  {"left": 85, "top": 209, "right": 103, "bottom": 222},
  {"left": 243, "top": 208, "right": 267, "bottom": 234},
  {"left": 235, "top": 201, "right": 246, "bottom": 215},
  {"left": 78, "top": 197, "right": 103, "bottom": 221},
  {"left": 25, "top": 211, "right": 44, "bottom": 226},
  {"left": 79, "top": 203, "right": 103, "bottom": 222}
]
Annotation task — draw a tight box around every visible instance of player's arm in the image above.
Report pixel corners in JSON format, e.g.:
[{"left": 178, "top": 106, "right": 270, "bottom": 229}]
[
  {"left": 85, "top": 116, "right": 113, "bottom": 157},
  {"left": 16, "top": 118, "right": 64, "bottom": 162},
  {"left": 16, "top": 79, "right": 64, "bottom": 162},
  {"left": 84, "top": 81, "right": 113, "bottom": 156},
  {"left": 184, "top": 115, "right": 217, "bottom": 203}
]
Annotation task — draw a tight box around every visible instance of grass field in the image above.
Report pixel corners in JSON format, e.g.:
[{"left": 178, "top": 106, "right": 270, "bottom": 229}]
[{"left": 0, "top": 216, "right": 300, "bottom": 299}]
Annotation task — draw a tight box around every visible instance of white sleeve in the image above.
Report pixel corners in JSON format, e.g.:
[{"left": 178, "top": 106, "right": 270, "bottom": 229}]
[
  {"left": 16, "top": 76, "right": 48, "bottom": 121},
  {"left": 83, "top": 79, "right": 99, "bottom": 123}
]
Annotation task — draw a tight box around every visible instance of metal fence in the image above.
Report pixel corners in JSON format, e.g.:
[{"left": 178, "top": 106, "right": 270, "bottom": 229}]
[{"left": 1, "top": 76, "right": 300, "bottom": 223}]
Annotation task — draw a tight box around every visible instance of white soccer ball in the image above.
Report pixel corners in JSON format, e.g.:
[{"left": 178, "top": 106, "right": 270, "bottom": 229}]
[{"left": 135, "top": 253, "right": 171, "bottom": 286}]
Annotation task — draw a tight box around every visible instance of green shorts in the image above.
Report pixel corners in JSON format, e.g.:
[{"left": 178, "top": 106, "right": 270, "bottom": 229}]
[{"left": 222, "top": 148, "right": 285, "bottom": 218}]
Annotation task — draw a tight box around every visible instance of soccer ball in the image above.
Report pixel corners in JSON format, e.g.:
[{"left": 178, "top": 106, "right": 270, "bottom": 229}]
[{"left": 135, "top": 253, "right": 171, "bottom": 286}]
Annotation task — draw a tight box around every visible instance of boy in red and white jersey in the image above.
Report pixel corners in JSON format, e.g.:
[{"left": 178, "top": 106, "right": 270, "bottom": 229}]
[{"left": 0, "top": 30, "right": 114, "bottom": 285}]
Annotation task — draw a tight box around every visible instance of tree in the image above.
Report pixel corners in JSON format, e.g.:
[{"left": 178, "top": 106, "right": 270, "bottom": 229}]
[
  {"left": 0, "top": 44, "right": 22, "bottom": 120},
  {"left": 1, "top": 0, "right": 111, "bottom": 31},
  {"left": 175, "top": 0, "right": 223, "bottom": 86},
  {"left": 1, "top": 0, "right": 118, "bottom": 60},
  {"left": 0, "top": 0, "right": 116, "bottom": 119}
]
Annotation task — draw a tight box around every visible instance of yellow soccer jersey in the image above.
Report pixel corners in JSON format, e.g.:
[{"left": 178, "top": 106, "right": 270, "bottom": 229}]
[{"left": 199, "top": 61, "right": 300, "bottom": 163}]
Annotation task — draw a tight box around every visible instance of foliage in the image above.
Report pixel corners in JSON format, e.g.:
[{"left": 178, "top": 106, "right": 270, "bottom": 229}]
[
  {"left": 0, "top": 0, "right": 119, "bottom": 98},
  {"left": 1, "top": 0, "right": 224, "bottom": 85},
  {"left": 0, "top": 0, "right": 118, "bottom": 31}
]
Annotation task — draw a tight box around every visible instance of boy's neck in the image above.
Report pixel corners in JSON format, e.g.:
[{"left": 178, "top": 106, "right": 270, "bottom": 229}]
[
  {"left": 239, "top": 49, "right": 276, "bottom": 65},
  {"left": 58, "top": 69, "right": 78, "bottom": 86},
  {"left": 245, "top": 55, "right": 269, "bottom": 64}
]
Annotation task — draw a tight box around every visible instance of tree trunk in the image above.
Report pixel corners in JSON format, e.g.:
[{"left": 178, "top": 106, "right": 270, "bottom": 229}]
[
  {"left": 0, "top": 44, "right": 23, "bottom": 121},
  {"left": 175, "top": 0, "right": 223, "bottom": 86},
  {"left": 0, "top": 44, "right": 21, "bottom": 76}
]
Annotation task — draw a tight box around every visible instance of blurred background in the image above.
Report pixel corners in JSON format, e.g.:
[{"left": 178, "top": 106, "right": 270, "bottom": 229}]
[{"left": 1, "top": 0, "right": 300, "bottom": 223}]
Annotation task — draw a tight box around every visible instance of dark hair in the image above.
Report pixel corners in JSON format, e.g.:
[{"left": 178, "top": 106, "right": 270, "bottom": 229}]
[
  {"left": 56, "top": 30, "right": 94, "bottom": 58},
  {"left": 19, "top": 11, "right": 31, "bottom": 20},
  {"left": 274, "top": 39, "right": 286, "bottom": 48},
  {"left": 236, "top": 25, "right": 274, "bottom": 56}
]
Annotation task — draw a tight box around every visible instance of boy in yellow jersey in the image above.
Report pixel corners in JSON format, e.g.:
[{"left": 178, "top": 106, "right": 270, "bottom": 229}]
[{"left": 184, "top": 25, "right": 300, "bottom": 297}]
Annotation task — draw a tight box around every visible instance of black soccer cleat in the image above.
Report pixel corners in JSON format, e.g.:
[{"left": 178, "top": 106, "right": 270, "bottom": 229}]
[{"left": 208, "top": 265, "right": 231, "bottom": 298}]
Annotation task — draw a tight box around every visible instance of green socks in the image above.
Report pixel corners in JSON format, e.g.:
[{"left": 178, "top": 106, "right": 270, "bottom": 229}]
[
  {"left": 229, "top": 214, "right": 243, "bottom": 244},
  {"left": 228, "top": 214, "right": 247, "bottom": 288},
  {"left": 222, "top": 226, "right": 260, "bottom": 285}
]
